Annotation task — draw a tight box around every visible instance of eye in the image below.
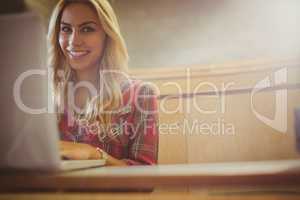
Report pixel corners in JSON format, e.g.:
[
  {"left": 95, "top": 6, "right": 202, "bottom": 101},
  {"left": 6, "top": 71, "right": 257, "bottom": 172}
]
[
  {"left": 81, "top": 26, "right": 95, "bottom": 33},
  {"left": 61, "top": 26, "right": 72, "bottom": 33}
]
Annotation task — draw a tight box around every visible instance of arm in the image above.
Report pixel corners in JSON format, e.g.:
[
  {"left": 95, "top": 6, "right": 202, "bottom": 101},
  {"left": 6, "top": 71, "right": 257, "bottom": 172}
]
[
  {"left": 60, "top": 141, "right": 127, "bottom": 166},
  {"left": 122, "top": 83, "right": 159, "bottom": 165},
  {"left": 60, "top": 83, "right": 159, "bottom": 166}
]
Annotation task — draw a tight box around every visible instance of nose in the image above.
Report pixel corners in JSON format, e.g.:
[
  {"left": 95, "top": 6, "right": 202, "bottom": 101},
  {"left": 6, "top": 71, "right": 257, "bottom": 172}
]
[{"left": 69, "top": 30, "right": 83, "bottom": 47}]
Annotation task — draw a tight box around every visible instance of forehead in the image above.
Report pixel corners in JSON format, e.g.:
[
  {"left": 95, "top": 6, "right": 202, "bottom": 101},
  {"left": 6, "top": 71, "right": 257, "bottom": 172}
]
[{"left": 60, "top": 3, "right": 99, "bottom": 25}]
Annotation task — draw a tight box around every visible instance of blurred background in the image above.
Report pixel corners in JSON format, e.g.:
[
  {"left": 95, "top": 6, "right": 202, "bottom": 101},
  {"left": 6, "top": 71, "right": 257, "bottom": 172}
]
[
  {"left": 23, "top": 0, "right": 300, "bottom": 68},
  {"left": 1, "top": 0, "right": 300, "bottom": 165},
  {"left": 116, "top": 0, "right": 300, "bottom": 68}
]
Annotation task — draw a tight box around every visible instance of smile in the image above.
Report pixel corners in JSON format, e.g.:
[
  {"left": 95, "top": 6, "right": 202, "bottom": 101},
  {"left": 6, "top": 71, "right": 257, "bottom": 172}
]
[{"left": 67, "top": 50, "right": 90, "bottom": 59}]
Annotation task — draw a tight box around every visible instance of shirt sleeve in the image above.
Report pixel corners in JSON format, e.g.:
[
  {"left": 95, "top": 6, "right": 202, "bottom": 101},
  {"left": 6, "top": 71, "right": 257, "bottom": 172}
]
[{"left": 122, "top": 83, "right": 159, "bottom": 165}]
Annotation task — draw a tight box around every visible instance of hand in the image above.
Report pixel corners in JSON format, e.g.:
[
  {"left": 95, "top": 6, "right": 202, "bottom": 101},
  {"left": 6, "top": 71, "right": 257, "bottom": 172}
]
[{"left": 59, "top": 141, "right": 102, "bottom": 160}]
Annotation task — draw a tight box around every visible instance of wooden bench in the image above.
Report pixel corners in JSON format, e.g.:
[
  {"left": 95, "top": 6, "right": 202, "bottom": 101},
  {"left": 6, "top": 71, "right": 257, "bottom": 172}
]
[{"left": 130, "top": 59, "right": 300, "bottom": 164}]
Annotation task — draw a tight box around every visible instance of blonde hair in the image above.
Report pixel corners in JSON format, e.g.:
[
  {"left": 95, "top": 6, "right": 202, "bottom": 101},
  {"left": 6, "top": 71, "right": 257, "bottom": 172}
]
[{"left": 48, "top": 0, "right": 129, "bottom": 136}]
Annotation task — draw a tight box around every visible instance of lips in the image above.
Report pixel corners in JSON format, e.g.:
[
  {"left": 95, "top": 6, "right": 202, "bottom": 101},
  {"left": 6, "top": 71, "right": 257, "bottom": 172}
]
[{"left": 67, "top": 49, "right": 90, "bottom": 59}]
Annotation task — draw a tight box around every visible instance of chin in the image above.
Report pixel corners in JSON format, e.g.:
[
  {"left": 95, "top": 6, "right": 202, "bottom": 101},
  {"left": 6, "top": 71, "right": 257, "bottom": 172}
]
[
  {"left": 70, "top": 64, "right": 87, "bottom": 70},
  {"left": 70, "top": 62, "right": 99, "bottom": 72}
]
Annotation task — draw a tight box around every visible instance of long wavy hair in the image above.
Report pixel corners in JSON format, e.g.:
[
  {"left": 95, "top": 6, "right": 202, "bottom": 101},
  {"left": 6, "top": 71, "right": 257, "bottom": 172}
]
[{"left": 48, "top": 0, "right": 129, "bottom": 136}]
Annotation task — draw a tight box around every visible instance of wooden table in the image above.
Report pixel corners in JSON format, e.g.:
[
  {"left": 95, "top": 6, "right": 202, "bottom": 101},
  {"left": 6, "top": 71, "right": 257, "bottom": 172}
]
[{"left": 1, "top": 159, "right": 300, "bottom": 199}]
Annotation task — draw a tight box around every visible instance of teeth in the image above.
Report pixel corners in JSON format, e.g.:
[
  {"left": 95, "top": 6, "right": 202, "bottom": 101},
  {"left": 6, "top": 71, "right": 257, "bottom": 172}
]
[{"left": 68, "top": 50, "right": 89, "bottom": 58}]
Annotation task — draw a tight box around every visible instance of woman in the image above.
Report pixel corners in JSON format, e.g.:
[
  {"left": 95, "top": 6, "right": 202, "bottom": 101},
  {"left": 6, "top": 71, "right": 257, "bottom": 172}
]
[{"left": 48, "top": 0, "right": 159, "bottom": 166}]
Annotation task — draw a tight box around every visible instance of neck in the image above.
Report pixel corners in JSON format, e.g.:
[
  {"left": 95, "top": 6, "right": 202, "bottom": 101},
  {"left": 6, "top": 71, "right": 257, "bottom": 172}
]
[
  {"left": 73, "top": 68, "right": 99, "bottom": 110},
  {"left": 75, "top": 67, "right": 99, "bottom": 88}
]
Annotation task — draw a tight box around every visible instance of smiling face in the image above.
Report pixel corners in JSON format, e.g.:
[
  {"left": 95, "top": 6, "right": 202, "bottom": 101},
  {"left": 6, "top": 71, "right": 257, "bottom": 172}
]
[{"left": 59, "top": 3, "right": 106, "bottom": 72}]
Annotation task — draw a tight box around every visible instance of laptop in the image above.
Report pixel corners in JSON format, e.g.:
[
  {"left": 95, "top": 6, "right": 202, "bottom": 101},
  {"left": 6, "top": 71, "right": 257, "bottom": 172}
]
[{"left": 0, "top": 12, "right": 105, "bottom": 172}]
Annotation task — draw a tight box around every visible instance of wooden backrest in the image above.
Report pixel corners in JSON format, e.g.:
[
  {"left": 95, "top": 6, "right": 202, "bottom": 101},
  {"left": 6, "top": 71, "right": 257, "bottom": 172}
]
[{"left": 130, "top": 60, "right": 300, "bottom": 164}]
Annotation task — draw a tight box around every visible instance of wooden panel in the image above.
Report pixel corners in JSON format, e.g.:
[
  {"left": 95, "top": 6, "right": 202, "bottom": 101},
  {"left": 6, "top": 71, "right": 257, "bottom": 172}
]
[
  {"left": 137, "top": 63, "right": 300, "bottom": 164},
  {"left": 130, "top": 59, "right": 299, "bottom": 79},
  {"left": 143, "top": 65, "right": 300, "bottom": 96},
  {"left": 2, "top": 192, "right": 300, "bottom": 200},
  {"left": 186, "top": 90, "right": 300, "bottom": 163},
  {"left": 158, "top": 98, "right": 187, "bottom": 164},
  {"left": 1, "top": 160, "right": 300, "bottom": 191}
]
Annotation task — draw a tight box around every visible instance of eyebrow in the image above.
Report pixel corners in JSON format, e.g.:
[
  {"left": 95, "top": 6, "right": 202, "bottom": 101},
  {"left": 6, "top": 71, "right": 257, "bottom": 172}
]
[{"left": 61, "top": 21, "right": 97, "bottom": 27}]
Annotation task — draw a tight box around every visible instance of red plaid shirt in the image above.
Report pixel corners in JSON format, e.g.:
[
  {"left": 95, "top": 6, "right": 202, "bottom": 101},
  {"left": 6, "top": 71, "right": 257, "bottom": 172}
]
[{"left": 59, "top": 80, "right": 159, "bottom": 165}]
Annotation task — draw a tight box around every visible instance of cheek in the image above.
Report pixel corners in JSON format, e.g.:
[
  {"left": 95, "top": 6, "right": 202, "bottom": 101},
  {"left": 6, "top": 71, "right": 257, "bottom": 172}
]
[
  {"left": 85, "top": 31, "right": 106, "bottom": 47},
  {"left": 89, "top": 35, "right": 106, "bottom": 54},
  {"left": 58, "top": 34, "right": 68, "bottom": 53}
]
